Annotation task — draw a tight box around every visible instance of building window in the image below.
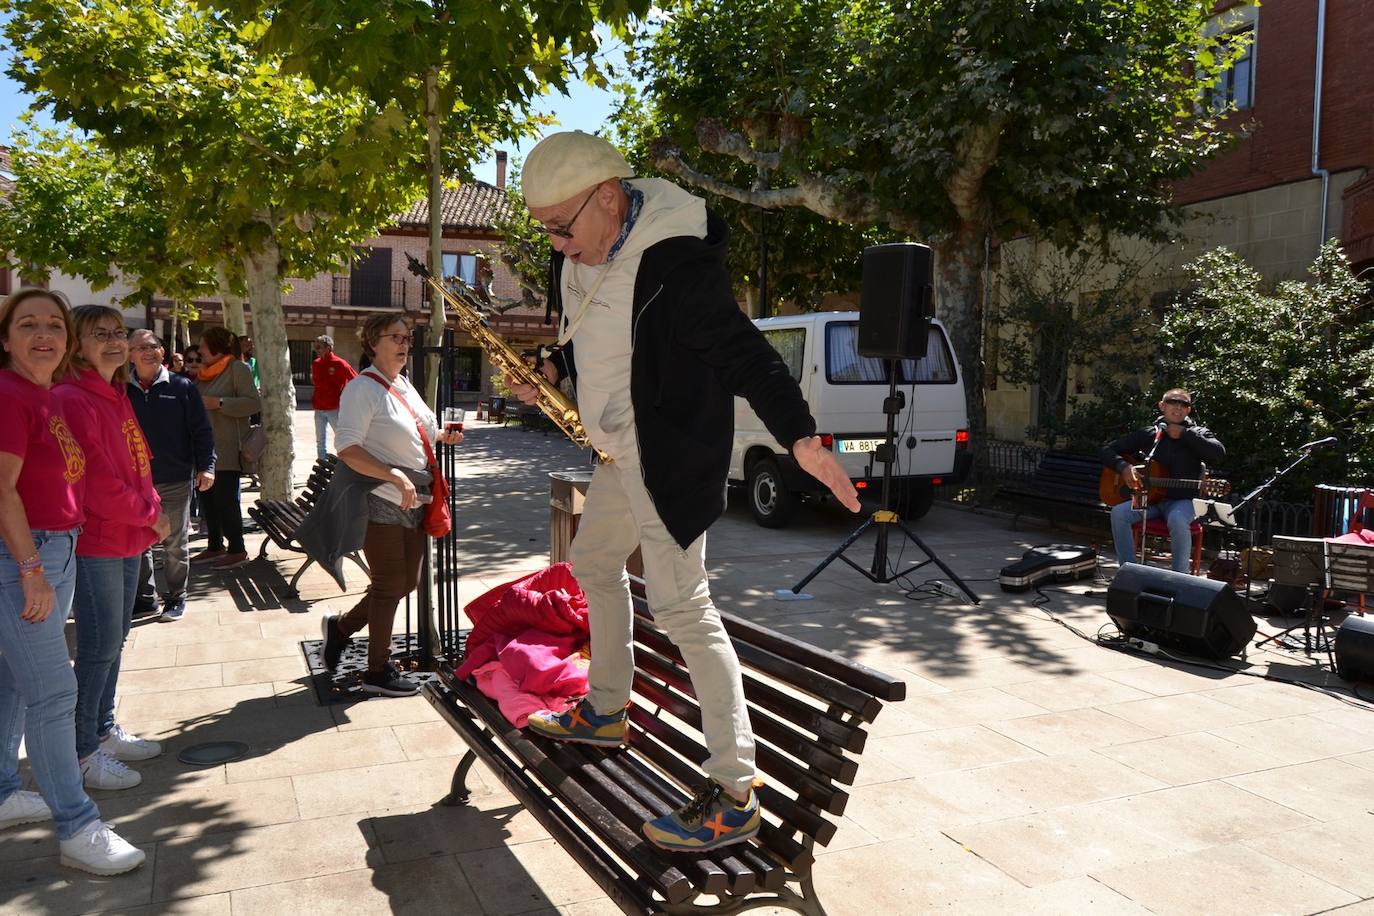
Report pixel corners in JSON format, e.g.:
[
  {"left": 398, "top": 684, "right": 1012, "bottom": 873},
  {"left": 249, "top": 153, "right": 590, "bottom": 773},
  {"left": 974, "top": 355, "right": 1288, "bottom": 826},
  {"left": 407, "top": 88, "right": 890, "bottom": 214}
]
[
  {"left": 451, "top": 346, "right": 482, "bottom": 392},
  {"left": 1209, "top": 26, "right": 1255, "bottom": 112},
  {"left": 442, "top": 253, "right": 477, "bottom": 288}
]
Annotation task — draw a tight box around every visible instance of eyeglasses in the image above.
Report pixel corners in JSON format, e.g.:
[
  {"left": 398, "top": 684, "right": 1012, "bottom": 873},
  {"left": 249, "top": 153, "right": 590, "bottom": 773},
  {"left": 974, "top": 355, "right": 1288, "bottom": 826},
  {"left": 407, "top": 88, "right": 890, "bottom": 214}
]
[
  {"left": 541, "top": 189, "right": 596, "bottom": 240},
  {"left": 86, "top": 328, "right": 129, "bottom": 343},
  {"left": 131, "top": 344, "right": 162, "bottom": 353},
  {"left": 1163, "top": 398, "right": 1192, "bottom": 407},
  {"left": 378, "top": 333, "right": 410, "bottom": 346}
]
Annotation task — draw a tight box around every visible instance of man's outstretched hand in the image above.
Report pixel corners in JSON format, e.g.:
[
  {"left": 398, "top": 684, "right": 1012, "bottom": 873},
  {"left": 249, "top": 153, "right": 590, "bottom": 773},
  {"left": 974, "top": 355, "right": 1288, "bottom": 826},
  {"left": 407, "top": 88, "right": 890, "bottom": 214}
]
[{"left": 792, "top": 436, "right": 861, "bottom": 513}]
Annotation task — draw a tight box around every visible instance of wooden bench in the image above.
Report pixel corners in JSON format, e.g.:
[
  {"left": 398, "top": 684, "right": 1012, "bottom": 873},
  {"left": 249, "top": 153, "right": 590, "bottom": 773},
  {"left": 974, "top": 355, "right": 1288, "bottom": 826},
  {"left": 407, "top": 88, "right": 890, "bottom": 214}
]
[
  {"left": 246, "top": 455, "right": 368, "bottom": 596},
  {"left": 423, "top": 581, "right": 905, "bottom": 915},
  {"left": 998, "top": 450, "right": 1108, "bottom": 527}
]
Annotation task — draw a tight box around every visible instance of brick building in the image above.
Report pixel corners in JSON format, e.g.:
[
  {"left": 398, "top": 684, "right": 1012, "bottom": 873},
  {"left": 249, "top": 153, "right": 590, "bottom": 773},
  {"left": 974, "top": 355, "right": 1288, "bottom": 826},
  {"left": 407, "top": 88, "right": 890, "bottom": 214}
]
[
  {"left": 152, "top": 152, "right": 555, "bottom": 400},
  {"left": 986, "top": 0, "right": 1374, "bottom": 440}
]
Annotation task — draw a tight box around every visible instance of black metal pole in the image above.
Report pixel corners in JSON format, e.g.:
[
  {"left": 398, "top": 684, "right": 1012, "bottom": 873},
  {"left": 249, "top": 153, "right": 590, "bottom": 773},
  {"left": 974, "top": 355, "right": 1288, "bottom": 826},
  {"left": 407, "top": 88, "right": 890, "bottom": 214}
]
[{"left": 412, "top": 325, "right": 435, "bottom": 670}]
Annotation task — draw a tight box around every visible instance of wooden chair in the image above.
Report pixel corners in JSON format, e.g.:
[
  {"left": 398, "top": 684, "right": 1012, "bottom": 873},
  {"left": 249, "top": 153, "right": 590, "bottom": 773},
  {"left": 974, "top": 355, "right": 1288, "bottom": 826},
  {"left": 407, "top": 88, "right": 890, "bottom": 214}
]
[
  {"left": 1131, "top": 517, "right": 1204, "bottom": 575},
  {"left": 1324, "top": 540, "right": 1374, "bottom": 618}
]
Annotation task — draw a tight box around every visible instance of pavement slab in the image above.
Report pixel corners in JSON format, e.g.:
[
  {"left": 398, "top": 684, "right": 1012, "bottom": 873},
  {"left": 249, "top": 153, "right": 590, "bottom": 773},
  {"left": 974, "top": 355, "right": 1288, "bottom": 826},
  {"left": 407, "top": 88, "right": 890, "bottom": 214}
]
[{"left": 11, "top": 410, "right": 1374, "bottom": 915}]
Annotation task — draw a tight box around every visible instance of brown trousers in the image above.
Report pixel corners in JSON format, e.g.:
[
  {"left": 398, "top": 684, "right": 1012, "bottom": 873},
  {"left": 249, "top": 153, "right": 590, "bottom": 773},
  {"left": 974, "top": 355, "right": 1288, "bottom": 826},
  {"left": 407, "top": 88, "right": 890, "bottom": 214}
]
[{"left": 337, "top": 522, "right": 426, "bottom": 672}]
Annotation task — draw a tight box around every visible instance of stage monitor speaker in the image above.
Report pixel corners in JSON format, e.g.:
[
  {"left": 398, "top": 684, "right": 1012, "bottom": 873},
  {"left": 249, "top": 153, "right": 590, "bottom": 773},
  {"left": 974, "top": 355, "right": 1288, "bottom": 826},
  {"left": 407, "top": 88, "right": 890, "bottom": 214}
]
[
  {"left": 1334, "top": 615, "right": 1374, "bottom": 683},
  {"left": 1106, "top": 563, "right": 1257, "bottom": 659},
  {"left": 857, "top": 243, "right": 934, "bottom": 360}
]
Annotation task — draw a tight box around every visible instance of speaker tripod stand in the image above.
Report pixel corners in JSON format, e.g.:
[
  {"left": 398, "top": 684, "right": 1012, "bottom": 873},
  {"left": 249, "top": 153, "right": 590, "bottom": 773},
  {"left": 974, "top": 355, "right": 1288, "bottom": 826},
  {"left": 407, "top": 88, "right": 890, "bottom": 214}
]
[{"left": 781, "top": 363, "right": 979, "bottom": 604}]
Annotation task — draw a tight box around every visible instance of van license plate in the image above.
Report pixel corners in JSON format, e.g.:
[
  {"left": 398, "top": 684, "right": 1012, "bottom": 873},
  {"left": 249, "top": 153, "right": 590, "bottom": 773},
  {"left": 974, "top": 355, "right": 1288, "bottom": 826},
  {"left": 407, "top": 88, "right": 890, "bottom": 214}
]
[{"left": 839, "top": 438, "right": 884, "bottom": 453}]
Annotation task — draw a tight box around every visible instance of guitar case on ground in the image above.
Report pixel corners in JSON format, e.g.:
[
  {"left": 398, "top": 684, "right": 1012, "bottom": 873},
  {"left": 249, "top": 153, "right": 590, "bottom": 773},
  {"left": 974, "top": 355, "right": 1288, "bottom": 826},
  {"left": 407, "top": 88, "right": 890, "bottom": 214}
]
[{"left": 999, "top": 544, "right": 1098, "bottom": 592}]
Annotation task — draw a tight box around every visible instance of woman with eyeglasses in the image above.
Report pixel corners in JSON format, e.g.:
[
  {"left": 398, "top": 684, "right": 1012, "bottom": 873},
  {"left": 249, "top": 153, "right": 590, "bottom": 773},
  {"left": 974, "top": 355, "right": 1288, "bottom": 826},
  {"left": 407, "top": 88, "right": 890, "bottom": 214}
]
[
  {"left": 181, "top": 345, "right": 201, "bottom": 381},
  {"left": 0, "top": 291, "right": 146, "bottom": 873},
  {"left": 53, "top": 306, "right": 170, "bottom": 794},
  {"left": 317, "top": 314, "right": 462, "bottom": 696},
  {"left": 193, "top": 327, "right": 260, "bottom": 570}
]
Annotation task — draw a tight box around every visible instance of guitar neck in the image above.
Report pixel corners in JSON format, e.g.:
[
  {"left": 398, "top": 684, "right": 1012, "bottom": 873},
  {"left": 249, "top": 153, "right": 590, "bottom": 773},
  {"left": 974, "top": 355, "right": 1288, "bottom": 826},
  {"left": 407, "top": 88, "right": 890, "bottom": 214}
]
[{"left": 1144, "top": 478, "right": 1208, "bottom": 489}]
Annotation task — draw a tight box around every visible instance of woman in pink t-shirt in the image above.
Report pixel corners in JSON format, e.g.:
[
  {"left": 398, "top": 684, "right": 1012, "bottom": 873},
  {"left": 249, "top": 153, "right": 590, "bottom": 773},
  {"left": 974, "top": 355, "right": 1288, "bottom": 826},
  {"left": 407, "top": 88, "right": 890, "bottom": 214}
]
[
  {"left": 54, "top": 306, "right": 168, "bottom": 795},
  {"left": 0, "top": 289, "right": 145, "bottom": 875}
]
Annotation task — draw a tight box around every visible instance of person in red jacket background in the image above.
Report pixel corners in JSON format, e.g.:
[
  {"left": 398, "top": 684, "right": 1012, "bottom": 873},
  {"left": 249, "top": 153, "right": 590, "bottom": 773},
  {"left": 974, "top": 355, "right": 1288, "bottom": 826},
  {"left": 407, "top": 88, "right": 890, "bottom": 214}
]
[
  {"left": 54, "top": 306, "right": 169, "bottom": 792},
  {"left": 311, "top": 334, "right": 357, "bottom": 461}
]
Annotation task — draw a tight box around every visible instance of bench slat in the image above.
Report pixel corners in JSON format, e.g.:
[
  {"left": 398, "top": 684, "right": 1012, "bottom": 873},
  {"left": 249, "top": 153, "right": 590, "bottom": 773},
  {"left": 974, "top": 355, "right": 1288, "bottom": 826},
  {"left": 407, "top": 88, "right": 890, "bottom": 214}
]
[
  {"left": 454, "top": 680, "right": 699, "bottom": 905},
  {"left": 626, "top": 715, "right": 814, "bottom": 873},
  {"left": 424, "top": 679, "right": 659, "bottom": 915},
  {"left": 634, "top": 621, "right": 869, "bottom": 753},
  {"left": 633, "top": 646, "right": 858, "bottom": 786}
]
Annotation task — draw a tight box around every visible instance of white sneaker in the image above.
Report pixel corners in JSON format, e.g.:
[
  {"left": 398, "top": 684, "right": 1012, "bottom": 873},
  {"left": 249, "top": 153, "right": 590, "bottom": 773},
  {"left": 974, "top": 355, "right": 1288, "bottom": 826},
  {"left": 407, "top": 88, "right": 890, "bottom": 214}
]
[
  {"left": 100, "top": 723, "right": 163, "bottom": 762},
  {"left": 0, "top": 790, "right": 51, "bottom": 829},
  {"left": 59, "top": 820, "right": 146, "bottom": 875},
  {"left": 81, "top": 750, "right": 142, "bottom": 790}
]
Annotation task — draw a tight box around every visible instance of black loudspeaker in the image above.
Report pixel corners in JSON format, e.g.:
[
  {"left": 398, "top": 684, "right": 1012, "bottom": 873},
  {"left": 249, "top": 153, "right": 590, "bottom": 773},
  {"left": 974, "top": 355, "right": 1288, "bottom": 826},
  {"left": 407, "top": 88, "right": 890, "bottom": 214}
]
[
  {"left": 1106, "top": 563, "right": 1257, "bottom": 659},
  {"left": 1334, "top": 615, "right": 1374, "bottom": 683},
  {"left": 857, "top": 243, "right": 935, "bottom": 359}
]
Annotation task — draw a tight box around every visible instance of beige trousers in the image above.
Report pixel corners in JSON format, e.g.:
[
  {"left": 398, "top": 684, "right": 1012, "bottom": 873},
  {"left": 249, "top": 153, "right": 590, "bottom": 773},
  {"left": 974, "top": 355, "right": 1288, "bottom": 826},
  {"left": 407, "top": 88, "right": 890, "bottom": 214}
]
[{"left": 571, "top": 457, "right": 756, "bottom": 795}]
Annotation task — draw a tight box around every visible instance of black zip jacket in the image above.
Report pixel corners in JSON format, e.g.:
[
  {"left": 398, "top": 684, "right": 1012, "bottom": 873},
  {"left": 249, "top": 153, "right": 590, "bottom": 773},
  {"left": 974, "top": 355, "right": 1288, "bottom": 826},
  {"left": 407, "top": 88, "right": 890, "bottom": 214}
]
[
  {"left": 127, "top": 368, "right": 216, "bottom": 485},
  {"left": 1099, "top": 417, "right": 1226, "bottom": 499},
  {"left": 545, "top": 211, "right": 815, "bottom": 548}
]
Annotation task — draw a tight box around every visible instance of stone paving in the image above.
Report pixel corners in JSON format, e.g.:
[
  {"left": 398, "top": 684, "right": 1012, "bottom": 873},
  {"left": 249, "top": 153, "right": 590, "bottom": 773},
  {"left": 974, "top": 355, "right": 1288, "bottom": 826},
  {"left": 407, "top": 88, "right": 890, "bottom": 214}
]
[{"left": 4, "top": 409, "right": 1374, "bottom": 915}]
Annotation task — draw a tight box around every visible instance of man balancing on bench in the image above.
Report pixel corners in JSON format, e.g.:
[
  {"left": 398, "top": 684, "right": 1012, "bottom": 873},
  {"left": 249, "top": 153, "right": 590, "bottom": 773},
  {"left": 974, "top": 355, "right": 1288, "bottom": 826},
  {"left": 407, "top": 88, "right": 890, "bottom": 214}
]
[
  {"left": 506, "top": 131, "right": 861, "bottom": 853},
  {"left": 1100, "top": 388, "right": 1226, "bottom": 573}
]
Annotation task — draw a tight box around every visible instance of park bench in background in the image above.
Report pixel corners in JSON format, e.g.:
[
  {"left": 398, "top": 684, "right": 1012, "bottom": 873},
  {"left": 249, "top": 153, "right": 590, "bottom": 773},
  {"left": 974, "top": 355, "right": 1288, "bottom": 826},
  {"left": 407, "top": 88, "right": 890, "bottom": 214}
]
[
  {"left": 998, "top": 450, "right": 1108, "bottom": 527},
  {"left": 247, "top": 454, "right": 367, "bottom": 596},
  {"left": 423, "top": 580, "right": 905, "bottom": 916}
]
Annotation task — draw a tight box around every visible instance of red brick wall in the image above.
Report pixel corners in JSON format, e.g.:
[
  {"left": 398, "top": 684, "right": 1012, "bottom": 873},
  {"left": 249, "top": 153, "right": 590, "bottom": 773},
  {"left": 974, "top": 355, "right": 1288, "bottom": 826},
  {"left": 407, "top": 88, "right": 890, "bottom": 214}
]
[{"left": 1174, "top": 0, "right": 1373, "bottom": 206}]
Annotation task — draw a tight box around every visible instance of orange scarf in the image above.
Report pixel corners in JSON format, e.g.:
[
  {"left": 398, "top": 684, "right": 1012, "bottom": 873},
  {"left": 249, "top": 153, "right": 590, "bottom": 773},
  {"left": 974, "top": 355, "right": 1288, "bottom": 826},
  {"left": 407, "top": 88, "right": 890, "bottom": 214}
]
[{"left": 198, "top": 354, "right": 233, "bottom": 382}]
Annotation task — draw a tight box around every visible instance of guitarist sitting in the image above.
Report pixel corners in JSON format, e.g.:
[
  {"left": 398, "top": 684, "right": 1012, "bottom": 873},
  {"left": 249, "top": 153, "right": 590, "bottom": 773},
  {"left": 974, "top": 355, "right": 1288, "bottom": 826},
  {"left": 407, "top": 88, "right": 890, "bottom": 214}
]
[{"left": 1100, "top": 389, "right": 1226, "bottom": 573}]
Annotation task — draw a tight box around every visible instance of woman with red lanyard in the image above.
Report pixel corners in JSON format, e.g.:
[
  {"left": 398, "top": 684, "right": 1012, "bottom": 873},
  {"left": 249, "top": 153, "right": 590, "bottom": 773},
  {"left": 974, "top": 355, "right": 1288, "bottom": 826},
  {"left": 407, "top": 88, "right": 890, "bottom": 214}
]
[
  {"left": 0, "top": 290, "right": 145, "bottom": 874},
  {"left": 54, "top": 306, "right": 169, "bottom": 793},
  {"left": 318, "top": 314, "right": 461, "bottom": 696}
]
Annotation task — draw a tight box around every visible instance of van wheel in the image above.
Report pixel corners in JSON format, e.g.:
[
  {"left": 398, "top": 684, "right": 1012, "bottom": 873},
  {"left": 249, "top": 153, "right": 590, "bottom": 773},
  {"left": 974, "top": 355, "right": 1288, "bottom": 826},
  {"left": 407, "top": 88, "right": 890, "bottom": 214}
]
[
  {"left": 892, "top": 482, "right": 935, "bottom": 521},
  {"left": 747, "top": 457, "right": 798, "bottom": 528}
]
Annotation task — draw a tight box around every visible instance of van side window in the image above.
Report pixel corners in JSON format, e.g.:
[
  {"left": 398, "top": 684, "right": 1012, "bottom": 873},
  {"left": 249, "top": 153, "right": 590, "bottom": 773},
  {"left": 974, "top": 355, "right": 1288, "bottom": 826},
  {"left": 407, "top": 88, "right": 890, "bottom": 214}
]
[
  {"left": 763, "top": 328, "right": 806, "bottom": 382},
  {"left": 826, "top": 322, "right": 957, "bottom": 384}
]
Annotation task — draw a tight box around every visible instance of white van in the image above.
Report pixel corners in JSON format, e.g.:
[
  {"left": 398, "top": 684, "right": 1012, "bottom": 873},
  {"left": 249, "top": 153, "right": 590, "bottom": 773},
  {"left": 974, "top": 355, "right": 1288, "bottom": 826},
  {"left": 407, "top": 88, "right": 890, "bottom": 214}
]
[{"left": 730, "top": 311, "right": 971, "bottom": 527}]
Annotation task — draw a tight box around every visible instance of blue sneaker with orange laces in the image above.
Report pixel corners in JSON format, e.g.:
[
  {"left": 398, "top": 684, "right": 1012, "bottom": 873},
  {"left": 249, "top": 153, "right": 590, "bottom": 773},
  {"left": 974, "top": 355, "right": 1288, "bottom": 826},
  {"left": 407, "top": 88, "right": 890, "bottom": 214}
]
[
  {"left": 526, "top": 698, "right": 627, "bottom": 747},
  {"left": 643, "top": 782, "right": 761, "bottom": 852}
]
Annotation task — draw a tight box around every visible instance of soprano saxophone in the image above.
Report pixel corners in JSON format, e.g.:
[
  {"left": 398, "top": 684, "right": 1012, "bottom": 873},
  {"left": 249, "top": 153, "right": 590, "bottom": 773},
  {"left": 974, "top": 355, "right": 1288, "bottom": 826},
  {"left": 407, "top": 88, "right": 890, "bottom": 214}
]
[{"left": 405, "top": 254, "right": 610, "bottom": 464}]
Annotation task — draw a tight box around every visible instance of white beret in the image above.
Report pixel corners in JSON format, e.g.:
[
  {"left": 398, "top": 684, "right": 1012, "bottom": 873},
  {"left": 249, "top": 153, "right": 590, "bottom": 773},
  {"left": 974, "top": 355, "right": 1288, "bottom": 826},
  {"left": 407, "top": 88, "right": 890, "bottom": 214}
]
[{"left": 522, "top": 131, "right": 633, "bottom": 208}]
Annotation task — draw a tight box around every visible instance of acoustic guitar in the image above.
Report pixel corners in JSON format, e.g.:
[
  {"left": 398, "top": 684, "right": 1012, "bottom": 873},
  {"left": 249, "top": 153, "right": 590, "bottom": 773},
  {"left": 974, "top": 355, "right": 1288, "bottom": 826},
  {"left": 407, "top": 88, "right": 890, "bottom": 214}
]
[{"left": 1099, "top": 454, "right": 1231, "bottom": 509}]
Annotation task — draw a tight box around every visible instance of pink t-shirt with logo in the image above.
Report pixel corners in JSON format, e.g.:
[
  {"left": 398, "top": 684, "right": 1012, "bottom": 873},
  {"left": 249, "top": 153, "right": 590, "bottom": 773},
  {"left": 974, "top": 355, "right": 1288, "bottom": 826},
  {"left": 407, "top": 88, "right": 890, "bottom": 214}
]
[{"left": 0, "top": 368, "right": 86, "bottom": 531}]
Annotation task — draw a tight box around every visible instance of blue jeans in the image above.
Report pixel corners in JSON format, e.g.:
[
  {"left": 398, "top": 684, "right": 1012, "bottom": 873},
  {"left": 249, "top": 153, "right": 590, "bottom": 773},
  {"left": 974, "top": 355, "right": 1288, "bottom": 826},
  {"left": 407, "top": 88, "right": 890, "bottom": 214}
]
[
  {"left": 315, "top": 409, "right": 339, "bottom": 460},
  {"left": 0, "top": 529, "right": 100, "bottom": 840},
  {"left": 72, "top": 554, "right": 141, "bottom": 760},
  {"left": 1110, "top": 498, "right": 1197, "bottom": 573}
]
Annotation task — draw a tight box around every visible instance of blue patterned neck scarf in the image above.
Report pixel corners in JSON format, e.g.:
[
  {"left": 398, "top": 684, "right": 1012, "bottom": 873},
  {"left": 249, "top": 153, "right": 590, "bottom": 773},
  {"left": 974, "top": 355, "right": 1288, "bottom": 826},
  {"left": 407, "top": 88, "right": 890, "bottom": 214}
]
[{"left": 605, "top": 180, "right": 644, "bottom": 263}]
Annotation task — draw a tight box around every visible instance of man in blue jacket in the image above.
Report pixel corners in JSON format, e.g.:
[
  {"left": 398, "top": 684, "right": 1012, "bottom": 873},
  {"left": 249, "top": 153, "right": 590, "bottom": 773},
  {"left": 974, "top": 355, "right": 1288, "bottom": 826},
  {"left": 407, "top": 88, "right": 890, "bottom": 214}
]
[
  {"left": 129, "top": 330, "right": 216, "bottom": 621},
  {"left": 510, "top": 131, "right": 860, "bottom": 853}
]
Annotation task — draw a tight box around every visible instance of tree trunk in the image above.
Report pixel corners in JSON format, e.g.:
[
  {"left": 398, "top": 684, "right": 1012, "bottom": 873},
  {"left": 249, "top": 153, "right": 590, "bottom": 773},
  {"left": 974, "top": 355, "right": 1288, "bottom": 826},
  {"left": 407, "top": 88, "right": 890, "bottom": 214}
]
[
  {"left": 218, "top": 263, "right": 247, "bottom": 336},
  {"left": 243, "top": 237, "right": 296, "bottom": 502},
  {"left": 423, "top": 66, "right": 445, "bottom": 408},
  {"left": 934, "top": 227, "right": 987, "bottom": 440}
]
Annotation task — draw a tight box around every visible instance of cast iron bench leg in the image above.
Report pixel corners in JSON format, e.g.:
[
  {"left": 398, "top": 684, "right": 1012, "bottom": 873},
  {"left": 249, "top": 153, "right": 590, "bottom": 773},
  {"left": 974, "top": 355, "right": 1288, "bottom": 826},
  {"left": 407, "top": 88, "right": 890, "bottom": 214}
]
[{"left": 440, "top": 749, "right": 478, "bottom": 807}]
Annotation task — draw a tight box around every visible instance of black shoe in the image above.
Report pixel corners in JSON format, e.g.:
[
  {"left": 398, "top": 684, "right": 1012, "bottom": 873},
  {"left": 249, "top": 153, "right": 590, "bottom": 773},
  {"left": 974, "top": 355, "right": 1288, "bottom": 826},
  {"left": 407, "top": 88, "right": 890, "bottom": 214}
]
[
  {"left": 360, "top": 665, "right": 419, "bottom": 698},
  {"left": 320, "top": 615, "right": 351, "bottom": 674},
  {"left": 132, "top": 604, "right": 161, "bottom": 621}
]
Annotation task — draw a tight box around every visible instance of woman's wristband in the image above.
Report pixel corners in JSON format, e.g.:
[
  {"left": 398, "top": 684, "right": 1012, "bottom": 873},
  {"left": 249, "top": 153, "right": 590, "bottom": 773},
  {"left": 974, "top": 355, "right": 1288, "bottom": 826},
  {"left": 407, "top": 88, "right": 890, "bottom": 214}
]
[
  {"left": 19, "top": 566, "right": 45, "bottom": 580},
  {"left": 17, "top": 552, "right": 41, "bottom": 571}
]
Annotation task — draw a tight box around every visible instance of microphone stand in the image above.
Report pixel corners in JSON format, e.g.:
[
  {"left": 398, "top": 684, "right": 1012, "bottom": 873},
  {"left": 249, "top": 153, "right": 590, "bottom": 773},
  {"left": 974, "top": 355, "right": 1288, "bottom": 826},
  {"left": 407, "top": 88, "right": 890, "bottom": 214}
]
[
  {"left": 1135, "top": 423, "right": 1168, "bottom": 565},
  {"left": 1242, "top": 444, "right": 1329, "bottom": 655}
]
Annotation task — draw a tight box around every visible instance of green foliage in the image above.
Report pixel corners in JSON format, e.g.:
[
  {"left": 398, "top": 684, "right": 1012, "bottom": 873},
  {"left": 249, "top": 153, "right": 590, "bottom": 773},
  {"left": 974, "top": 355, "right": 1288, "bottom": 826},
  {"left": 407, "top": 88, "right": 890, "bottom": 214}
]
[
  {"left": 1158, "top": 243, "right": 1374, "bottom": 498},
  {"left": 611, "top": 1, "right": 893, "bottom": 310},
  {"left": 3, "top": 0, "right": 426, "bottom": 285},
  {"left": 989, "top": 245, "right": 1155, "bottom": 448},
  {"left": 490, "top": 169, "right": 553, "bottom": 309},
  {"left": 0, "top": 124, "right": 216, "bottom": 306}
]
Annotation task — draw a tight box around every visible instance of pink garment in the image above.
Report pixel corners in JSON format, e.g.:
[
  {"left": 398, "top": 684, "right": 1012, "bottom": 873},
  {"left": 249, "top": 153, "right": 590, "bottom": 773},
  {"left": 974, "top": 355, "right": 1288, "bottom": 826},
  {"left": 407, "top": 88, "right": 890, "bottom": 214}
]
[
  {"left": 456, "top": 564, "right": 592, "bottom": 724},
  {"left": 456, "top": 563, "right": 589, "bottom": 677},
  {"left": 1329, "top": 529, "right": 1374, "bottom": 546},
  {"left": 472, "top": 661, "right": 585, "bottom": 728}
]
